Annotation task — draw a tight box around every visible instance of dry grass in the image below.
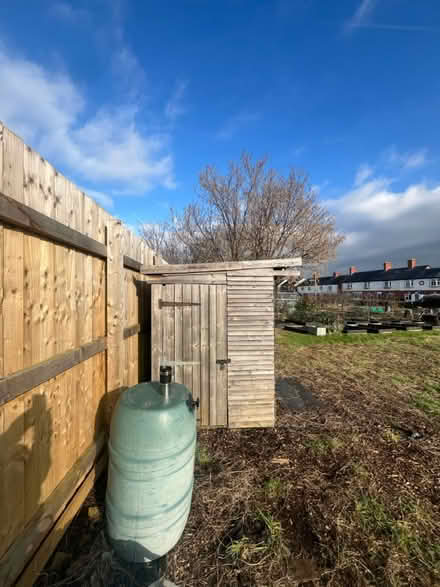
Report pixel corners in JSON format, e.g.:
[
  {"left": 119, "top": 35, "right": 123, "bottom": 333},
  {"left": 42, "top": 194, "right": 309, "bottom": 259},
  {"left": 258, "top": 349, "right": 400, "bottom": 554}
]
[
  {"left": 168, "top": 329, "right": 440, "bottom": 586},
  {"left": 38, "top": 329, "right": 440, "bottom": 586}
]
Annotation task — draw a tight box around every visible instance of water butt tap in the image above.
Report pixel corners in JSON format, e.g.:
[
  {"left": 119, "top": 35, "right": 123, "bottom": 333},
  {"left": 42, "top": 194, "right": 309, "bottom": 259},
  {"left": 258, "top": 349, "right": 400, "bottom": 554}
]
[{"left": 160, "top": 366, "right": 172, "bottom": 402}]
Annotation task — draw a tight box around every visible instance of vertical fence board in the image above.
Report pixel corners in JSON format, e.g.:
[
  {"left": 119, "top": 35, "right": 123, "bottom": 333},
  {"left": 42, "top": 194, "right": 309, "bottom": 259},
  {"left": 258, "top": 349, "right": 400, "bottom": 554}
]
[
  {"left": 23, "top": 234, "right": 41, "bottom": 368},
  {"left": 23, "top": 147, "right": 40, "bottom": 212},
  {"left": 0, "top": 122, "right": 3, "bottom": 194},
  {"left": 55, "top": 244, "right": 67, "bottom": 354},
  {"left": 174, "top": 284, "right": 183, "bottom": 383},
  {"left": 2, "top": 127, "right": 24, "bottom": 203},
  {"left": 0, "top": 225, "right": 3, "bottom": 377},
  {"left": 40, "top": 240, "right": 55, "bottom": 362},
  {"left": 4, "top": 228, "right": 24, "bottom": 375},
  {"left": 182, "top": 284, "right": 192, "bottom": 390},
  {"left": 200, "top": 285, "right": 209, "bottom": 426},
  {"left": 84, "top": 255, "right": 93, "bottom": 344},
  {"left": 0, "top": 396, "right": 25, "bottom": 558}
]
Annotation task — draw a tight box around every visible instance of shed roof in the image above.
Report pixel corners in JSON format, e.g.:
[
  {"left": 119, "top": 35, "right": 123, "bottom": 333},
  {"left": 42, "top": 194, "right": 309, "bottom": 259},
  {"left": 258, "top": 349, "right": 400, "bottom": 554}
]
[{"left": 142, "top": 257, "right": 302, "bottom": 275}]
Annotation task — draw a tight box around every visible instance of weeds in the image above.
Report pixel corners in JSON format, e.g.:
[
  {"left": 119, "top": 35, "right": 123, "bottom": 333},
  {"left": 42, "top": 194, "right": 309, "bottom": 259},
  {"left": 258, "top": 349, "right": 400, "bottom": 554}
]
[
  {"left": 264, "top": 478, "right": 284, "bottom": 499},
  {"left": 413, "top": 381, "right": 440, "bottom": 417},
  {"left": 196, "top": 445, "right": 211, "bottom": 466}
]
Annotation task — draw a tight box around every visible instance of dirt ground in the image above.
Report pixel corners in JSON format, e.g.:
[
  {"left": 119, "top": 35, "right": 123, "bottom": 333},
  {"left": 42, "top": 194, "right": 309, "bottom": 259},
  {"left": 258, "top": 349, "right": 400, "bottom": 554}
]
[{"left": 37, "top": 330, "right": 440, "bottom": 586}]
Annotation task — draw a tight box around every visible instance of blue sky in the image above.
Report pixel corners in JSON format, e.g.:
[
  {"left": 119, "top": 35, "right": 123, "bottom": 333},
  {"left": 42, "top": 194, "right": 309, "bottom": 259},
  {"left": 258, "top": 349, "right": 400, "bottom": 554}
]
[{"left": 1, "top": 0, "right": 440, "bottom": 271}]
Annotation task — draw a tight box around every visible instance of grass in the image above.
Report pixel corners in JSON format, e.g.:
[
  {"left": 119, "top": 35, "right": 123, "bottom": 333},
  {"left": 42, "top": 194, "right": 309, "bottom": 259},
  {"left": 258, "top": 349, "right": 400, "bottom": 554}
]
[
  {"left": 277, "top": 328, "right": 440, "bottom": 347},
  {"left": 264, "top": 478, "right": 284, "bottom": 499},
  {"left": 413, "top": 381, "right": 440, "bottom": 417},
  {"left": 196, "top": 444, "right": 212, "bottom": 466}
]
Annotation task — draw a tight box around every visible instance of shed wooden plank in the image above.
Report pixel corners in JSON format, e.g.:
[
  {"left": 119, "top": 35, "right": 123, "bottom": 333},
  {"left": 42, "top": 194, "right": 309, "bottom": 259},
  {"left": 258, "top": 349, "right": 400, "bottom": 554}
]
[
  {"left": 200, "top": 285, "right": 209, "bottom": 426},
  {"left": 142, "top": 257, "right": 301, "bottom": 274},
  {"left": 4, "top": 227, "right": 24, "bottom": 375},
  {"left": 209, "top": 285, "right": 217, "bottom": 426},
  {"left": 216, "top": 284, "right": 227, "bottom": 426},
  {"left": 191, "top": 284, "right": 200, "bottom": 421}
]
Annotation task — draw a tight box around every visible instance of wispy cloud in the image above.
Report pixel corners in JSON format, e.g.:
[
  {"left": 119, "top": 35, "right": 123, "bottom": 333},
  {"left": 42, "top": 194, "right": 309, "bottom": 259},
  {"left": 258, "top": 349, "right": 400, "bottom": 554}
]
[
  {"left": 82, "top": 188, "right": 114, "bottom": 210},
  {"left": 216, "top": 111, "right": 260, "bottom": 141},
  {"left": 165, "top": 80, "right": 188, "bottom": 122},
  {"left": 0, "top": 42, "right": 175, "bottom": 195},
  {"left": 386, "top": 147, "right": 428, "bottom": 170},
  {"left": 354, "top": 163, "right": 374, "bottom": 186},
  {"left": 50, "top": 2, "right": 90, "bottom": 23},
  {"left": 344, "top": 0, "right": 376, "bottom": 33},
  {"left": 352, "top": 23, "right": 440, "bottom": 32}
]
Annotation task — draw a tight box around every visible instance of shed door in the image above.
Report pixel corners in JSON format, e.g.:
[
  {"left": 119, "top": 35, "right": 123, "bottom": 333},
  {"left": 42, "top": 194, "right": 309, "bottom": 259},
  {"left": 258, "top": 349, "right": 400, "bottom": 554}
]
[{"left": 151, "top": 283, "right": 228, "bottom": 427}]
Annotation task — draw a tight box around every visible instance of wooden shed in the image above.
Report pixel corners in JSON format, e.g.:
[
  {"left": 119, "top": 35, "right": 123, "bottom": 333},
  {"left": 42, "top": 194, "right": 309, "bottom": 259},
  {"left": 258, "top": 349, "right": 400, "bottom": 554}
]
[{"left": 142, "top": 258, "right": 301, "bottom": 429}]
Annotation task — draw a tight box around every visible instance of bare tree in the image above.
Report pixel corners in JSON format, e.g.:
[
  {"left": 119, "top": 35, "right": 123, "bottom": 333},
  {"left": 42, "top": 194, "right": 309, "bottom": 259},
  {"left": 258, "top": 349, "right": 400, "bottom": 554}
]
[
  {"left": 141, "top": 152, "right": 344, "bottom": 264},
  {"left": 140, "top": 222, "right": 191, "bottom": 264}
]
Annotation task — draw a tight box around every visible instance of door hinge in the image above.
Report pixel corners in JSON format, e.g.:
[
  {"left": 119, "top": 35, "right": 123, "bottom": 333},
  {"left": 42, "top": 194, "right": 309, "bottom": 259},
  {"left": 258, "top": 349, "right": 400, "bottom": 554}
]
[
  {"left": 159, "top": 299, "right": 201, "bottom": 309},
  {"left": 216, "top": 358, "right": 231, "bottom": 369}
]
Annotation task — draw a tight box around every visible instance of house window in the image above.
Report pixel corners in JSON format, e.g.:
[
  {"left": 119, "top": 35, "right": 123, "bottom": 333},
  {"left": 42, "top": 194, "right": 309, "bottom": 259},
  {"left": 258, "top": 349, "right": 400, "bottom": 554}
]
[
  {"left": 364, "top": 282, "right": 370, "bottom": 289},
  {"left": 405, "top": 280, "right": 414, "bottom": 288},
  {"left": 346, "top": 283, "right": 352, "bottom": 290},
  {"left": 431, "top": 279, "right": 440, "bottom": 287},
  {"left": 384, "top": 281, "right": 392, "bottom": 289}
]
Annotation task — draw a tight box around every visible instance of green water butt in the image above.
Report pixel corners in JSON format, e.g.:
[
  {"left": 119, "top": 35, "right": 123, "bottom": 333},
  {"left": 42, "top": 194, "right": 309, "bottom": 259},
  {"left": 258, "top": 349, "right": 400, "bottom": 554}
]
[{"left": 106, "top": 381, "right": 197, "bottom": 563}]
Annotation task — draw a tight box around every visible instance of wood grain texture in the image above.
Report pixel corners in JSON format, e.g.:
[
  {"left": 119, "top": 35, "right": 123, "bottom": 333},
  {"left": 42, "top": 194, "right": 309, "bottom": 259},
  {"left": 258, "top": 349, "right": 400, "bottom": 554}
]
[
  {"left": 4, "top": 227, "right": 24, "bottom": 375},
  {"left": 12, "top": 448, "right": 106, "bottom": 587},
  {"left": 0, "top": 192, "right": 107, "bottom": 258},
  {"left": 199, "top": 285, "right": 209, "bottom": 426},
  {"left": 0, "top": 338, "right": 106, "bottom": 407},
  {"left": 2, "top": 127, "right": 24, "bottom": 203},
  {"left": 0, "top": 396, "right": 25, "bottom": 558},
  {"left": 23, "top": 234, "right": 41, "bottom": 368},
  {"left": 182, "top": 284, "right": 192, "bottom": 390},
  {"left": 227, "top": 271, "right": 275, "bottom": 428},
  {"left": 0, "top": 122, "right": 3, "bottom": 194},
  {"left": 174, "top": 284, "right": 183, "bottom": 383},
  {"left": 191, "top": 284, "right": 200, "bottom": 422},
  {"left": 0, "top": 225, "right": 3, "bottom": 377}
]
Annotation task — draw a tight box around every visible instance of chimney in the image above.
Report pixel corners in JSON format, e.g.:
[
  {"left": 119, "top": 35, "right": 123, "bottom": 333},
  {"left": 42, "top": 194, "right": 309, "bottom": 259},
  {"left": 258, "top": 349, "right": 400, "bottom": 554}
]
[
  {"left": 408, "top": 258, "right": 416, "bottom": 269},
  {"left": 349, "top": 266, "right": 356, "bottom": 275},
  {"left": 384, "top": 261, "right": 392, "bottom": 271},
  {"left": 332, "top": 271, "right": 340, "bottom": 278}
]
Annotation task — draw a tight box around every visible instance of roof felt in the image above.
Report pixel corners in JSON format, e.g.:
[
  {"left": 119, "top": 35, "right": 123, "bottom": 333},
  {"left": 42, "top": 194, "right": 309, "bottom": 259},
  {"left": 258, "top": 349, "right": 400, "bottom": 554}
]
[{"left": 301, "top": 265, "right": 440, "bottom": 286}]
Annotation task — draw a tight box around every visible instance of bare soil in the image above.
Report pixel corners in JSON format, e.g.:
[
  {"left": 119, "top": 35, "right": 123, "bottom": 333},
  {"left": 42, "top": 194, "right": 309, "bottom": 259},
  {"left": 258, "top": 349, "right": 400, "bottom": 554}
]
[{"left": 37, "top": 330, "right": 440, "bottom": 586}]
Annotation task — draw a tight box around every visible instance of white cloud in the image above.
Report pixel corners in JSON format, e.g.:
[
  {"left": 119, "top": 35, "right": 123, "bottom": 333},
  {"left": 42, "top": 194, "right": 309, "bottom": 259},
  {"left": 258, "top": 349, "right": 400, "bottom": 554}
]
[
  {"left": 386, "top": 146, "right": 428, "bottom": 170},
  {"left": 0, "top": 43, "right": 175, "bottom": 195},
  {"left": 354, "top": 163, "right": 373, "bottom": 186},
  {"left": 50, "top": 2, "right": 90, "bottom": 23},
  {"left": 82, "top": 188, "right": 114, "bottom": 210},
  {"left": 165, "top": 80, "right": 188, "bottom": 122},
  {"left": 216, "top": 111, "right": 260, "bottom": 140},
  {"left": 345, "top": 0, "right": 376, "bottom": 33},
  {"left": 327, "top": 172, "right": 440, "bottom": 272}
]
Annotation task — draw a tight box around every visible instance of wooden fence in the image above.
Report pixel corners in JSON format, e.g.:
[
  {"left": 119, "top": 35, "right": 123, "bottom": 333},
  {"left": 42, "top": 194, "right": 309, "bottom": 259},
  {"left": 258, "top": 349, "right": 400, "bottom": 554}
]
[{"left": 0, "top": 123, "right": 161, "bottom": 585}]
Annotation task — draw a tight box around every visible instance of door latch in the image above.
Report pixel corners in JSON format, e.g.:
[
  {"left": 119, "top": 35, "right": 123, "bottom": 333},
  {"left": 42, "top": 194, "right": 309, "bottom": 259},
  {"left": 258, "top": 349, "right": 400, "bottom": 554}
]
[{"left": 216, "top": 358, "right": 231, "bottom": 369}]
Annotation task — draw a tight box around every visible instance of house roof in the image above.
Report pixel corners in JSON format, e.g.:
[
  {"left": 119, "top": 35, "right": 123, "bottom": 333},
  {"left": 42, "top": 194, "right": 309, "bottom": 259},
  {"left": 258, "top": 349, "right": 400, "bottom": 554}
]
[{"left": 300, "top": 265, "right": 440, "bottom": 287}]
